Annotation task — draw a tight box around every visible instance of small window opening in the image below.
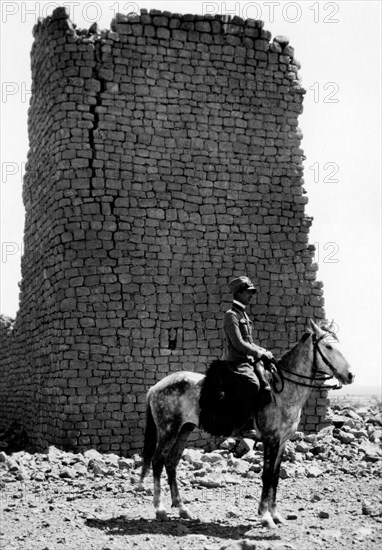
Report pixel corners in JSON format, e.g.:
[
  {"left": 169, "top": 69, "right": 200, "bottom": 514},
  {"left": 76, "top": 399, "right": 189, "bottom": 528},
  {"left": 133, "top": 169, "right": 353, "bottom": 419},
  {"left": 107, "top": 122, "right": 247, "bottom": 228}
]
[{"left": 168, "top": 328, "right": 177, "bottom": 350}]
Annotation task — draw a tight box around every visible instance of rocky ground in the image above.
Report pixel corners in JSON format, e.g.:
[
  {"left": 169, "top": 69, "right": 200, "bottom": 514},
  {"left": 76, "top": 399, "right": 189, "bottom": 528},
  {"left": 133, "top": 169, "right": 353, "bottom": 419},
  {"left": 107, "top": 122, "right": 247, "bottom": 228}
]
[{"left": 1, "top": 403, "right": 381, "bottom": 550}]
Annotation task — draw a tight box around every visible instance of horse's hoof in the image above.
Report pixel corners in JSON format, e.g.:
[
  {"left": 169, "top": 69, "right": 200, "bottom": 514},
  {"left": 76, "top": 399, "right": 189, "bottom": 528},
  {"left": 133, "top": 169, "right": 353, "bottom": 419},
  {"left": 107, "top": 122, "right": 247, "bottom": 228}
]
[
  {"left": 260, "top": 512, "right": 277, "bottom": 529},
  {"left": 136, "top": 482, "right": 145, "bottom": 492},
  {"left": 155, "top": 508, "right": 168, "bottom": 521},
  {"left": 179, "top": 507, "right": 192, "bottom": 520},
  {"left": 273, "top": 513, "right": 286, "bottom": 525}
]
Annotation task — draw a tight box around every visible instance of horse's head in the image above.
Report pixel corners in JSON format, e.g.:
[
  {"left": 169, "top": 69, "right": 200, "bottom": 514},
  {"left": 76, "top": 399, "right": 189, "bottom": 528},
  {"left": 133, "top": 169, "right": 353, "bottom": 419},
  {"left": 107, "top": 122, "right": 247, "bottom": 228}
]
[{"left": 308, "top": 320, "right": 355, "bottom": 386}]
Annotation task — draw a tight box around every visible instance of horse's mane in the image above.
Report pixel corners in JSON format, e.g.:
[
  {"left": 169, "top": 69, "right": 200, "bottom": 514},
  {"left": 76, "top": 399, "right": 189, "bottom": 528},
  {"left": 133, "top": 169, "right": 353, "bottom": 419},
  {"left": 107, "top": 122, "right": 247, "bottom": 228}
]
[
  {"left": 276, "top": 331, "right": 311, "bottom": 369},
  {"left": 276, "top": 323, "right": 338, "bottom": 369}
]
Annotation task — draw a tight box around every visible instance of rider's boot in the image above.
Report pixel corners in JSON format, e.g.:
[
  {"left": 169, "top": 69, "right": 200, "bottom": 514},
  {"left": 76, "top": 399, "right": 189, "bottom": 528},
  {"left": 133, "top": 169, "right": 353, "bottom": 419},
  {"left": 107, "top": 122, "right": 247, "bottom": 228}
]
[{"left": 234, "top": 417, "right": 260, "bottom": 440}]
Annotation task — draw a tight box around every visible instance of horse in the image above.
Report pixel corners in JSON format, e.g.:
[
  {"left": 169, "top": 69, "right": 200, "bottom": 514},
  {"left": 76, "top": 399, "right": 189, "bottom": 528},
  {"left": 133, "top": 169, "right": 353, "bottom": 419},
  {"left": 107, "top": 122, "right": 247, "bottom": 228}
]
[{"left": 138, "top": 320, "right": 354, "bottom": 528}]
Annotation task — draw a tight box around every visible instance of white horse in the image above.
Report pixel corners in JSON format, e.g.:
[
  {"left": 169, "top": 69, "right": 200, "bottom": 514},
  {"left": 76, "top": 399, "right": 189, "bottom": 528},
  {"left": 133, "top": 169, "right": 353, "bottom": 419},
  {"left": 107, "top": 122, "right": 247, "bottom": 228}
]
[{"left": 139, "top": 320, "right": 354, "bottom": 528}]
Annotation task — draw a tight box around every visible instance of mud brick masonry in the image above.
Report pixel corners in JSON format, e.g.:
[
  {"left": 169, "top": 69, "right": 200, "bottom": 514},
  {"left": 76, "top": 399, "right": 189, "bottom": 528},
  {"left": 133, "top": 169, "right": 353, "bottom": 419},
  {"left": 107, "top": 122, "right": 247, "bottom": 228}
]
[{"left": 0, "top": 8, "right": 331, "bottom": 454}]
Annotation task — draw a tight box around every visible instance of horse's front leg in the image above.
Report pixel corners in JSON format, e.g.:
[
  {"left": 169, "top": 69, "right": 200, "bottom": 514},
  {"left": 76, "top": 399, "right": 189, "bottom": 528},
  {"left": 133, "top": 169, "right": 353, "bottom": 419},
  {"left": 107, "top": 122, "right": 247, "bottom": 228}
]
[
  {"left": 258, "top": 439, "right": 286, "bottom": 528},
  {"left": 269, "top": 443, "right": 287, "bottom": 526},
  {"left": 166, "top": 465, "right": 192, "bottom": 519}
]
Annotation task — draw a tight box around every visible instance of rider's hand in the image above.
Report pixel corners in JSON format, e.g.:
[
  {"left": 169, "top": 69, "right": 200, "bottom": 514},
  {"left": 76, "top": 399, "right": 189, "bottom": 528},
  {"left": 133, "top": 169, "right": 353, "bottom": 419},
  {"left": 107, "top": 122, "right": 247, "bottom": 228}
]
[{"left": 262, "top": 350, "right": 273, "bottom": 360}]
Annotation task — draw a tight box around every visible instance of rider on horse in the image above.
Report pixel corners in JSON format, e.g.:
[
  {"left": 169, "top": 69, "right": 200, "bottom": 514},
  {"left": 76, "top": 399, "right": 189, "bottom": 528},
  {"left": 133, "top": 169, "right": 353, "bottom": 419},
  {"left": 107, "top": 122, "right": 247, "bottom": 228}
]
[{"left": 222, "top": 276, "right": 274, "bottom": 435}]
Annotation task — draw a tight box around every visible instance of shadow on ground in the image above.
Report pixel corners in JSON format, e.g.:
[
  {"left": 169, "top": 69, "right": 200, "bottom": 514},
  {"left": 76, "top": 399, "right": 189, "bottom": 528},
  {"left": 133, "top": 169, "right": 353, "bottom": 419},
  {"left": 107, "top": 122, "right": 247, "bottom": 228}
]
[{"left": 86, "top": 515, "right": 282, "bottom": 541}]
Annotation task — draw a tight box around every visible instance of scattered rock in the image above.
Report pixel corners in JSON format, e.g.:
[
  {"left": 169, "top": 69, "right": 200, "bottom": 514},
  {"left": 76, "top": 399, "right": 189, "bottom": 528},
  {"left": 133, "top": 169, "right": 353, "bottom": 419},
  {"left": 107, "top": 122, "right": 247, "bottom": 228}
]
[
  {"left": 306, "top": 466, "right": 323, "bottom": 478},
  {"left": 31, "top": 471, "right": 45, "bottom": 482},
  {"left": 349, "top": 429, "right": 368, "bottom": 439},
  {"left": 226, "top": 509, "right": 241, "bottom": 518},
  {"left": 193, "top": 475, "right": 225, "bottom": 488},
  {"left": 131, "top": 454, "right": 142, "bottom": 467},
  {"left": 5, "top": 457, "right": 20, "bottom": 472},
  {"left": 334, "top": 430, "right": 355, "bottom": 444},
  {"left": 346, "top": 410, "right": 362, "bottom": 422},
  {"left": 103, "top": 453, "right": 120, "bottom": 468},
  {"left": 369, "top": 428, "right": 382, "bottom": 442},
  {"left": 240, "top": 450, "right": 258, "bottom": 463},
  {"left": 290, "top": 431, "right": 304, "bottom": 441},
  {"left": 220, "top": 438, "right": 237, "bottom": 451},
  {"left": 201, "top": 451, "right": 226, "bottom": 464},
  {"left": 279, "top": 466, "right": 291, "bottom": 479},
  {"left": 83, "top": 449, "right": 104, "bottom": 462},
  {"left": 304, "top": 434, "right": 317, "bottom": 444},
  {"left": 118, "top": 457, "right": 134, "bottom": 470},
  {"left": 220, "top": 541, "right": 243, "bottom": 550},
  {"left": 318, "top": 511, "right": 330, "bottom": 519},
  {"left": 183, "top": 449, "right": 203, "bottom": 464},
  {"left": 312, "top": 444, "right": 326, "bottom": 455},
  {"left": 220, "top": 540, "right": 258, "bottom": 550},
  {"left": 87, "top": 458, "right": 108, "bottom": 476},
  {"left": 231, "top": 461, "right": 250, "bottom": 476},
  {"left": 249, "top": 463, "right": 262, "bottom": 474},
  {"left": 233, "top": 439, "right": 255, "bottom": 458},
  {"left": 73, "top": 462, "right": 88, "bottom": 476},
  {"left": 296, "top": 441, "right": 310, "bottom": 453},
  {"left": 331, "top": 415, "right": 351, "bottom": 428},
  {"left": 59, "top": 467, "right": 76, "bottom": 479},
  {"left": 362, "top": 498, "right": 382, "bottom": 517},
  {"left": 367, "top": 411, "right": 382, "bottom": 426},
  {"left": 358, "top": 441, "right": 382, "bottom": 462}
]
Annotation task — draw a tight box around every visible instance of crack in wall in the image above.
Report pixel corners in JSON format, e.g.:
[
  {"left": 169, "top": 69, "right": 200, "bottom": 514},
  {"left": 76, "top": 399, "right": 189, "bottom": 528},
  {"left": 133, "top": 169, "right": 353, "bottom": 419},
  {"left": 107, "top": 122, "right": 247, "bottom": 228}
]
[{"left": 88, "top": 39, "right": 107, "bottom": 196}]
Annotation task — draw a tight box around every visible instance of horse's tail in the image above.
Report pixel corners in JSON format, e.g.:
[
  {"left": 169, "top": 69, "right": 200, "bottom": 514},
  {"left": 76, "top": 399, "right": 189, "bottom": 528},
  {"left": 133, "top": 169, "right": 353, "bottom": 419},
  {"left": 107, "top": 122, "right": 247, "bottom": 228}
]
[{"left": 139, "top": 396, "right": 157, "bottom": 484}]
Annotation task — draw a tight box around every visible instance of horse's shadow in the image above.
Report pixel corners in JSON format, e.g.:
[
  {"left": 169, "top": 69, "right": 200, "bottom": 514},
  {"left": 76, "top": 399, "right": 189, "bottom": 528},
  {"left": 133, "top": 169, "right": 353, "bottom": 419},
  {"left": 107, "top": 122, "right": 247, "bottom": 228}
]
[{"left": 85, "top": 515, "right": 282, "bottom": 541}]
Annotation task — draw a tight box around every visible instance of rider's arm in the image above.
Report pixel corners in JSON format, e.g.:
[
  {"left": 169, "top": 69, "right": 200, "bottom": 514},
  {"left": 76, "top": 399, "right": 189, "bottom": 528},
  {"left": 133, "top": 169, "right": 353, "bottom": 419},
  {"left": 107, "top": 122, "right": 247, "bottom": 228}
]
[{"left": 224, "top": 311, "right": 264, "bottom": 359}]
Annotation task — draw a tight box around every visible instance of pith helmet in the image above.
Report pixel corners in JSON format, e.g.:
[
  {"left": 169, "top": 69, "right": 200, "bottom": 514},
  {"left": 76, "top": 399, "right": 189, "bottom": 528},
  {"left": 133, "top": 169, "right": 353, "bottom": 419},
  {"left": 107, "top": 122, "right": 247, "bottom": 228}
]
[{"left": 228, "top": 276, "right": 257, "bottom": 295}]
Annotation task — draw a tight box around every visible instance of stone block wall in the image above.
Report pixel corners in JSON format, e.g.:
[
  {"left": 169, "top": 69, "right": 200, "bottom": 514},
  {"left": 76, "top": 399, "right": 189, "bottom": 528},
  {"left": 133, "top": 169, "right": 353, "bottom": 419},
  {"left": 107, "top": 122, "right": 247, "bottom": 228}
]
[{"left": 0, "top": 8, "right": 328, "bottom": 454}]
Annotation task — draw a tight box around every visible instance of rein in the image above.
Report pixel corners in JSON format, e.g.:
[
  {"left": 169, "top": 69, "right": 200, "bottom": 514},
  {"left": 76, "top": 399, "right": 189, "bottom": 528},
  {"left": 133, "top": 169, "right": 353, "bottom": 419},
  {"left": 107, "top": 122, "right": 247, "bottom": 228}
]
[{"left": 272, "top": 333, "right": 342, "bottom": 393}]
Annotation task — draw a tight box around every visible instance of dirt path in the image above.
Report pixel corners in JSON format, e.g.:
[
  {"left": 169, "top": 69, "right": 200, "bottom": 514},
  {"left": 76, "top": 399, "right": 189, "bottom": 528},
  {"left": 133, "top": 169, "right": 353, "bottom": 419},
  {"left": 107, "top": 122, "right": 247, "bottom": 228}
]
[{"left": 1, "top": 467, "right": 381, "bottom": 550}]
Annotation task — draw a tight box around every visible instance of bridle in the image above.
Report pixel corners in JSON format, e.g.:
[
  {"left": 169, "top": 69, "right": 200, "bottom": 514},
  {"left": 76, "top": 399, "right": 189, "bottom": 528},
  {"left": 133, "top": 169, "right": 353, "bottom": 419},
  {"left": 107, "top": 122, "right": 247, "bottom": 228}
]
[{"left": 272, "top": 333, "right": 343, "bottom": 393}]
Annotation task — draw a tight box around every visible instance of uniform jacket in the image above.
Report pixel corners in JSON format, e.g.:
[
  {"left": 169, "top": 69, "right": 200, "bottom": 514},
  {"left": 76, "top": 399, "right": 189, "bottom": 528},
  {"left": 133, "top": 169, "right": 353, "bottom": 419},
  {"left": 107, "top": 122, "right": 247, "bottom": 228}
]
[{"left": 221, "top": 301, "right": 265, "bottom": 363}]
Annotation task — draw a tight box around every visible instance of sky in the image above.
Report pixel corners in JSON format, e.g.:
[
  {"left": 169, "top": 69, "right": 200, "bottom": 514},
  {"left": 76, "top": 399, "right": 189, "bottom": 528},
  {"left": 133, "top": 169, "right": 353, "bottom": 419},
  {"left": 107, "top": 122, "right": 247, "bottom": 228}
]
[{"left": 0, "top": 1, "right": 381, "bottom": 391}]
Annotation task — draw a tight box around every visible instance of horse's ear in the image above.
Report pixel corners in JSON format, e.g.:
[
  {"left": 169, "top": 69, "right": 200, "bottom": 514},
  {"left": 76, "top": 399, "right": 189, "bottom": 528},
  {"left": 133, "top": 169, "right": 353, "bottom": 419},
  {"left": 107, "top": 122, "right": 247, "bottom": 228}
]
[{"left": 308, "top": 319, "right": 321, "bottom": 334}]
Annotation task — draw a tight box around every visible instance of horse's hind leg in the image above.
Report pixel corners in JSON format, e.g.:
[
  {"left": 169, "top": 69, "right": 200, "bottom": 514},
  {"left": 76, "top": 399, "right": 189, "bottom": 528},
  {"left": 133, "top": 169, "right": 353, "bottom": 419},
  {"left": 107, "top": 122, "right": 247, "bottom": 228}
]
[
  {"left": 152, "top": 454, "right": 167, "bottom": 521},
  {"left": 152, "top": 429, "right": 179, "bottom": 521},
  {"left": 165, "top": 423, "right": 194, "bottom": 520}
]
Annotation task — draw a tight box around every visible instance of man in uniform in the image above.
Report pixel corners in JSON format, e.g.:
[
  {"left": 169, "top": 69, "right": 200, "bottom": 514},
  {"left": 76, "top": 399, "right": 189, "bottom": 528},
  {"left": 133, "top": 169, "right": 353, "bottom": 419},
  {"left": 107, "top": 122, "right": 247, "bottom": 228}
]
[{"left": 221, "top": 276, "right": 274, "bottom": 436}]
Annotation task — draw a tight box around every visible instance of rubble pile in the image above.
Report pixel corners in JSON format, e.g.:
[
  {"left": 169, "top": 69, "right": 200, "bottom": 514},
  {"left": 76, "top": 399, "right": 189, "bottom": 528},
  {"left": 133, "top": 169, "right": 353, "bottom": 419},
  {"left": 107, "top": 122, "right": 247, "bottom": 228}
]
[
  {"left": 178, "top": 404, "right": 382, "bottom": 488},
  {"left": 0, "top": 405, "right": 380, "bottom": 490},
  {"left": 0, "top": 447, "right": 140, "bottom": 486}
]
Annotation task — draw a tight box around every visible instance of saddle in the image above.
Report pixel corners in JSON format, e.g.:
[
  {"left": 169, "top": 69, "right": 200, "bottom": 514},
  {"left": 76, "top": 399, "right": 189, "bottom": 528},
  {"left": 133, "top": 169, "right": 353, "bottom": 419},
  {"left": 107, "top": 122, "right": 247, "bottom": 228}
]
[{"left": 199, "top": 360, "right": 267, "bottom": 437}]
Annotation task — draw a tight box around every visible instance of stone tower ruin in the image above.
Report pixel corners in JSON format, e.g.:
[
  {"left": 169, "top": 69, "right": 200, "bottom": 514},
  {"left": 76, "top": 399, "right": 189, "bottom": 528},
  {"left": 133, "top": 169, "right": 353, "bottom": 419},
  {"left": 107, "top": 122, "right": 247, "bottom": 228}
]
[{"left": 0, "top": 8, "right": 329, "bottom": 454}]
